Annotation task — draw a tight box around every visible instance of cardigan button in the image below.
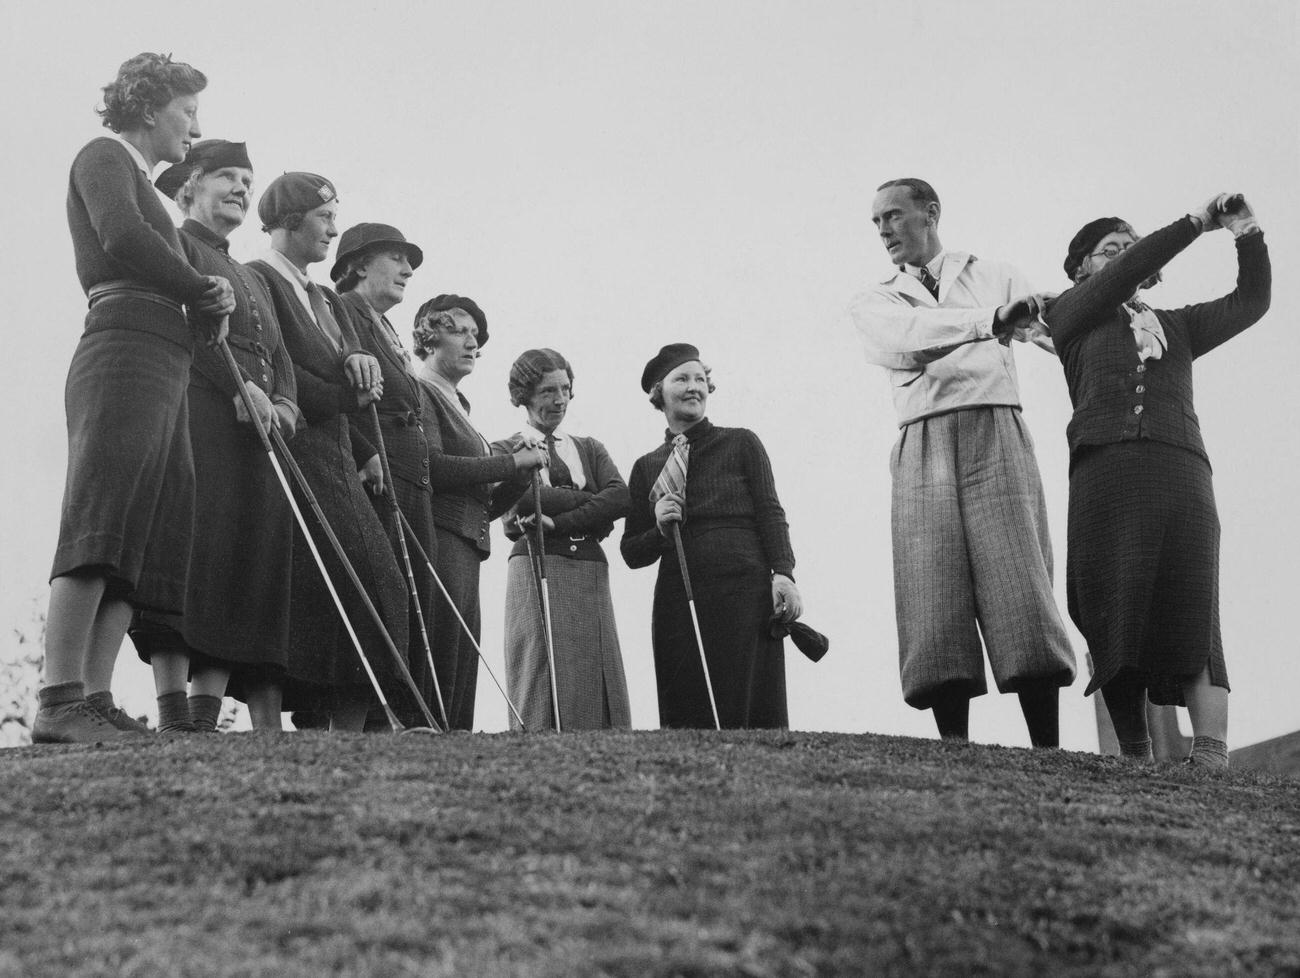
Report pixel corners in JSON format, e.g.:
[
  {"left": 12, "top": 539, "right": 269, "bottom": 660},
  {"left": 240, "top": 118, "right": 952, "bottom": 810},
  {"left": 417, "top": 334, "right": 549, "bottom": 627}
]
[
  {"left": 421, "top": 476, "right": 429, "bottom": 486},
  {"left": 1133, "top": 404, "right": 1144, "bottom": 415},
  {"left": 1136, "top": 364, "right": 1146, "bottom": 373},
  {"left": 1135, "top": 385, "right": 1146, "bottom": 394},
  {"left": 569, "top": 544, "right": 577, "bottom": 553}
]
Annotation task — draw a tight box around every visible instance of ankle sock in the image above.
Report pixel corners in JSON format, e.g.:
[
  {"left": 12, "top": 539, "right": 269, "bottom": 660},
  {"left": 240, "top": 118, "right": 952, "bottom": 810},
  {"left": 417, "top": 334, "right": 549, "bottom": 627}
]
[
  {"left": 1118, "top": 737, "right": 1153, "bottom": 761},
  {"left": 38, "top": 681, "right": 85, "bottom": 710},
  {"left": 1189, "top": 735, "right": 1229, "bottom": 769},
  {"left": 157, "top": 690, "right": 193, "bottom": 732},
  {"left": 188, "top": 695, "right": 223, "bottom": 733}
]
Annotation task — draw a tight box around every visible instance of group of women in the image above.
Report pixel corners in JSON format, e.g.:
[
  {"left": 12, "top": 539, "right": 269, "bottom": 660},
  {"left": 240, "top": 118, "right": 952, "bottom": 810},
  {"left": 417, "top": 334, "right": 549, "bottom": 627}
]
[
  {"left": 36, "top": 52, "right": 805, "bottom": 743},
  {"left": 37, "top": 53, "right": 1270, "bottom": 766}
]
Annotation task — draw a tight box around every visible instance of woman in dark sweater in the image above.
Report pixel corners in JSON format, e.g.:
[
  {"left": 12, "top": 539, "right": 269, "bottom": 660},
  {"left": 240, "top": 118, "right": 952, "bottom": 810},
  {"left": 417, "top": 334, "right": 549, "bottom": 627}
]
[
  {"left": 37, "top": 53, "right": 234, "bottom": 744},
  {"left": 495, "top": 348, "right": 632, "bottom": 731},
  {"left": 1044, "top": 194, "right": 1270, "bottom": 768},
  {"left": 621, "top": 344, "right": 803, "bottom": 729},
  {"left": 412, "top": 296, "right": 544, "bottom": 729}
]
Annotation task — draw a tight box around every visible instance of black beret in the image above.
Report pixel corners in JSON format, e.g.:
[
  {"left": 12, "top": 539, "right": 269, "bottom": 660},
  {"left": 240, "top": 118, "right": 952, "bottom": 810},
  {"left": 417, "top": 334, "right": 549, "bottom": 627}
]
[
  {"left": 257, "top": 172, "right": 337, "bottom": 231},
  {"left": 330, "top": 222, "right": 424, "bottom": 284},
  {"left": 154, "top": 139, "right": 252, "bottom": 198},
  {"left": 413, "top": 294, "right": 488, "bottom": 348},
  {"left": 1064, "top": 217, "right": 1128, "bottom": 280},
  {"left": 640, "top": 343, "right": 701, "bottom": 392}
]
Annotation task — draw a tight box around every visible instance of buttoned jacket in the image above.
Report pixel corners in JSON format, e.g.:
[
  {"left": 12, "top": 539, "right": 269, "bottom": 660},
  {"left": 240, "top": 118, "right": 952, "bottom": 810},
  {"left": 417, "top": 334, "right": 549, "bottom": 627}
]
[
  {"left": 1046, "top": 217, "right": 1270, "bottom": 466},
  {"left": 850, "top": 251, "right": 1055, "bottom": 427}
]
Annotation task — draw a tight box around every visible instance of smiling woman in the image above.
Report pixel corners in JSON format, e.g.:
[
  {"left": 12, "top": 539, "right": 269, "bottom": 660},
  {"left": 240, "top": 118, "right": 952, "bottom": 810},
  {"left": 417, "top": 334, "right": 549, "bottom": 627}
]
[
  {"left": 35, "top": 53, "right": 235, "bottom": 744},
  {"left": 621, "top": 343, "right": 803, "bottom": 730},
  {"left": 123, "top": 141, "right": 302, "bottom": 734}
]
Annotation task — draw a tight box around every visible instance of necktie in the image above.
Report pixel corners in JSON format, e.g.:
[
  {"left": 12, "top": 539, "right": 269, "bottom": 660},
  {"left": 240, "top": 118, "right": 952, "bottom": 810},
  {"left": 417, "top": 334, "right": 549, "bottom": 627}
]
[
  {"left": 545, "top": 432, "right": 575, "bottom": 489},
  {"left": 650, "top": 433, "right": 689, "bottom": 504},
  {"left": 916, "top": 265, "right": 940, "bottom": 300},
  {"left": 304, "top": 281, "right": 344, "bottom": 351}
]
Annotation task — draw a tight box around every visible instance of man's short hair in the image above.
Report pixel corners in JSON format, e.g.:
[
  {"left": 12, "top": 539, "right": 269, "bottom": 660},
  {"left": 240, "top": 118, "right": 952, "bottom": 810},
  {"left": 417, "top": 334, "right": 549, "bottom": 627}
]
[{"left": 876, "top": 178, "right": 939, "bottom": 209}]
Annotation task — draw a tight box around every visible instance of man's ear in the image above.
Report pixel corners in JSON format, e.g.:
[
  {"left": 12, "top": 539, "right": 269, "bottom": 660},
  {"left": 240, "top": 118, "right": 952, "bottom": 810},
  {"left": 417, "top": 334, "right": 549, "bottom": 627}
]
[{"left": 926, "top": 202, "right": 940, "bottom": 227}]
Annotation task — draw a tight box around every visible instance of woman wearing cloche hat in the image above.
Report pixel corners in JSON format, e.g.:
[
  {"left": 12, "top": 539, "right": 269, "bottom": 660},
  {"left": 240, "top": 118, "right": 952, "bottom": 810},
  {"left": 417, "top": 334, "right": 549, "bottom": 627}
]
[{"left": 621, "top": 344, "right": 803, "bottom": 729}]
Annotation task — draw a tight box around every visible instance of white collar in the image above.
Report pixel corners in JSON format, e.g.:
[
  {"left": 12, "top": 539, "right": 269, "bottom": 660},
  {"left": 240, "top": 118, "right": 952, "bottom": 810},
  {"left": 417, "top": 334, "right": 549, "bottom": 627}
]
[
  {"left": 524, "top": 422, "right": 567, "bottom": 443},
  {"left": 112, "top": 134, "right": 151, "bottom": 176},
  {"left": 258, "top": 248, "right": 315, "bottom": 290}
]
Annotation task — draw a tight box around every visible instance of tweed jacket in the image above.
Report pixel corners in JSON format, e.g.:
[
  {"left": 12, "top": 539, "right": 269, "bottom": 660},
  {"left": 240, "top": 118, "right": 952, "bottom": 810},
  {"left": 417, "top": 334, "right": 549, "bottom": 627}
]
[
  {"left": 849, "top": 251, "right": 1056, "bottom": 427},
  {"left": 493, "top": 431, "right": 630, "bottom": 562},
  {"left": 1045, "top": 217, "right": 1270, "bottom": 466},
  {"left": 418, "top": 378, "right": 525, "bottom": 557},
  {"left": 247, "top": 259, "right": 376, "bottom": 468}
]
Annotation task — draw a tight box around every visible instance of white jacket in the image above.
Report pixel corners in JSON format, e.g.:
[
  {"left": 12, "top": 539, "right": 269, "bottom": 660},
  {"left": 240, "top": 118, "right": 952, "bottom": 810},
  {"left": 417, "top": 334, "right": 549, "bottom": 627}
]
[{"left": 849, "top": 251, "right": 1055, "bottom": 427}]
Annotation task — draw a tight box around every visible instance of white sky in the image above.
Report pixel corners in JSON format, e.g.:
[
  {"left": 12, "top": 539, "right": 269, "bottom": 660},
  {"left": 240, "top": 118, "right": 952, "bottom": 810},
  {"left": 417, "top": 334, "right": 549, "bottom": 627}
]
[{"left": 1, "top": 0, "right": 1296, "bottom": 751}]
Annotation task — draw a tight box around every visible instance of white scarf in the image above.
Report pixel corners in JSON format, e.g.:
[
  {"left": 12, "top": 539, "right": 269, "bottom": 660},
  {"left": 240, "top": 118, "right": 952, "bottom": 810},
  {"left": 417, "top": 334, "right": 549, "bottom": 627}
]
[{"left": 1124, "top": 300, "right": 1166, "bottom": 362}]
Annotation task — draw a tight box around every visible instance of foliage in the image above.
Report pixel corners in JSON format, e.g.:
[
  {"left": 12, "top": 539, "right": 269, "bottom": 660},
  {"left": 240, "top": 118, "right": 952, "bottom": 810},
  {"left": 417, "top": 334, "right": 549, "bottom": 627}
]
[
  {"left": 0, "top": 730, "right": 1297, "bottom": 977},
  {"left": 1, "top": 596, "right": 45, "bottom": 748}
]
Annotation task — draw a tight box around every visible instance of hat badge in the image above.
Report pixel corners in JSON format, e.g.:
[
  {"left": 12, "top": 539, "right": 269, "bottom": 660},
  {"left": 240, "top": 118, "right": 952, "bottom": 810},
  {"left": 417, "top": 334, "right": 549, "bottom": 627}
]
[{"left": 317, "top": 184, "right": 334, "bottom": 202}]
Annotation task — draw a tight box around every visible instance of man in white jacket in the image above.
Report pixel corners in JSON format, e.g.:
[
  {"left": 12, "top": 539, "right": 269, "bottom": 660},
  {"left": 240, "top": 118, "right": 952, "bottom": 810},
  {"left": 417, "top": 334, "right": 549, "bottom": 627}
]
[{"left": 849, "top": 177, "right": 1075, "bottom": 747}]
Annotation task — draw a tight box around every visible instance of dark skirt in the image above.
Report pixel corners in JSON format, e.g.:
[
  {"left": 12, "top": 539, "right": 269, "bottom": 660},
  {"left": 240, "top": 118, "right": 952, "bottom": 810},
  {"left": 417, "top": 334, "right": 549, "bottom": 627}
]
[
  {"left": 1068, "top": 440, "right": 1228, "bottom": 705},
  {"left": 52, "top": 305, "right": 194, "bottom": 614},
  {"left": 180, "top": 384, "right": 293, "bottom": 685},
  {"left": 652, "top": 524, "right": 787, "bottom": 729},
  {"left": 367, "top": 419, "right": 441, "bottom": 721},
  {"left": 504, "top": 554, "right": 631, "bottom": 731},
  {"left": 281, "top": 417, "right": 412, "bottom": 716},
  {"left": 430, "top": 526, "right": 481, "bottom": 730}
]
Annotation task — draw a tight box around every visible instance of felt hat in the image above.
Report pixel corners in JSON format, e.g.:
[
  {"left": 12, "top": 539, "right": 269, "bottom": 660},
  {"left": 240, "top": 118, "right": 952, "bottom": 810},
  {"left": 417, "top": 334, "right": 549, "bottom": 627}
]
[
  {"left": 640, "top": 343, "right": 701, "bottom": 393},
  {"left": 329, "top": 222, "right": 424, "bottom": 283},
  {"left": 1064, "top": 216, "right": 1128, "bottom": 280},
  {"left": 413, "top": 294, "right": 488, "bottom": 348},
  {"left": 257, "top": 171, "right": 337, "bottom": 231},
  {"left": 154, "top": 139, "right": 252, "bottom": 198}
]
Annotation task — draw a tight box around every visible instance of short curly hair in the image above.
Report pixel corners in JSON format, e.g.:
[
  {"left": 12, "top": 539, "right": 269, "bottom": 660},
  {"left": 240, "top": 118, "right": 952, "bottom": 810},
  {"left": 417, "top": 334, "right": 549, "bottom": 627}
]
[
  {"left": 411, "top": 310, "right": 458, "bottom": 361},
  {"left": 98, "top": 52, "right": 207, "bottom": 133},
  {"left": 649, "top": 365, "right": 715, "bottom": 410}
]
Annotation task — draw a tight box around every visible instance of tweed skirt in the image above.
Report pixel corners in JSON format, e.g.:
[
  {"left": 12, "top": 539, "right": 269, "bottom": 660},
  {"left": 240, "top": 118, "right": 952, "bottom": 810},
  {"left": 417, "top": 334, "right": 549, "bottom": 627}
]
[
  {"left": 890, "top": 406, "right": 1076, "bottom": 709},
  {"left": 281, "top": 418, "right": 412, "bottom": 716},
  {"left": 430, "top": 526, "right": 482, "bottom": 730},
  {"left": 1068, "top": 440, "right": 1228, "bottom": 705},
  {"left": 52, "top": 309, "right": 194, "bottom": 614},
  {"left": 504, "top": 554, "right": 631, "bottom": 731}
]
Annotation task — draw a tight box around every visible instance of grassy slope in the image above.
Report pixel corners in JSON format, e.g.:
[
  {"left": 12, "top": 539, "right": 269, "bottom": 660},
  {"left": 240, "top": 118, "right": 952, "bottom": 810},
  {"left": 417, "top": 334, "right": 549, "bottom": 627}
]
[{"left": 1, "top": 731, "right": 1297, "bottom": 978}]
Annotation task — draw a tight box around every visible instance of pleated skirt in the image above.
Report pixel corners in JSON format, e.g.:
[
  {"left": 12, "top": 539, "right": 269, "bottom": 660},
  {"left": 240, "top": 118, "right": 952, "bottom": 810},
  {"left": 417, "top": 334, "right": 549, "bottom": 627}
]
[
  {"left": 52, "top": 310, "right": 194, "bottom": 614},
  {"left": 503, "top": 554, "right": 631, "bottom": 731},
  {"left": 1068, "top": 440, "right": 1227, "bottom": 705}
]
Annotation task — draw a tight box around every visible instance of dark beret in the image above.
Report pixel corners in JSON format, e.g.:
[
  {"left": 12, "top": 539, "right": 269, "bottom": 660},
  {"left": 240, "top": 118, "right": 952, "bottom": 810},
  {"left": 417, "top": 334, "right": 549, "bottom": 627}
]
[
  {"left": 640, "top": 343, "right": 701, "bottom": 392},
  {"left": 154, "top": 139, "right": 252, "bottom": 198},
  {"left": 330, "top": 222, "right": 424, "bottom": 284},
  {"left": 508, "top": 348, "right": 573, "bottom": 407},
  {"left": 257, "top": 172, "right": 337, "bottom": 231},
  {"left": 1064, "top": 217, "right": 1128, "bottom": 280},
  {"left": 414, "top": 294, "right": 488, "bottom": 347}
]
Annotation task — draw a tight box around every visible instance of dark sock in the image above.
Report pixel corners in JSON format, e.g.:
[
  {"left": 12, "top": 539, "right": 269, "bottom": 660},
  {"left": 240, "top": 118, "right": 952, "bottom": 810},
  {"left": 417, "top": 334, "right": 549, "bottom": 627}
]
[
  {"left": 1188, "top": 735, "right": 1229, "bottom": 769},
  {"left": 932, "top": 687, "right": 970, "bottom": 741},
  {"left": 188, "top": 695, "right": 223, "bottom": 733},
  {"left": 38, "top": 681, "right": 85, "bottom": 710},
  {"left": 1118, "top": 737, "right": 1154, "bottom": 761},
  {"left": 1017, "top": 682, "right": 1060, "bottom": 748},
  {"left": 157, "top": 691, "right": 193, "bottom": 732}
]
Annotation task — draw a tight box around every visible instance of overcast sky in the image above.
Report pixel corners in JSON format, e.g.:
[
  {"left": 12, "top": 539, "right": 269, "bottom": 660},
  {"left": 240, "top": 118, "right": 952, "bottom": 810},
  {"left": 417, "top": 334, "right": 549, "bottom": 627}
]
[{"left": 2, "top": 0, "right": 1296, "bottom": 751}]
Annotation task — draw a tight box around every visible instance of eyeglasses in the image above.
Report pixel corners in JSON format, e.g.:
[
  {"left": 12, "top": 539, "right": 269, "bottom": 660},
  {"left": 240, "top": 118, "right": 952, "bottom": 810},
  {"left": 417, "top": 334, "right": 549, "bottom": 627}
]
[{"left": 1089, "top": 241, "right": 1135, "bottom": 260}]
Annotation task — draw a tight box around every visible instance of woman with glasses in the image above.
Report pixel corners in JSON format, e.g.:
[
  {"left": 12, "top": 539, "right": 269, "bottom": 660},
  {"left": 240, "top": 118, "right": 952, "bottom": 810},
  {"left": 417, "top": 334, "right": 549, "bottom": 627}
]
[{"left": 1044, "top": 194, "right": 1270, "bottom": 768}]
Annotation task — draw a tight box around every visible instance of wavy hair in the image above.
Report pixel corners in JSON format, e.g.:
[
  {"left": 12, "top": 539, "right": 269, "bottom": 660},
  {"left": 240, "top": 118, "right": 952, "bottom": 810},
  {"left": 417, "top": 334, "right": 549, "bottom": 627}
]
[{"left": 98, "top": 53, "right": 207, "bottom": 133}]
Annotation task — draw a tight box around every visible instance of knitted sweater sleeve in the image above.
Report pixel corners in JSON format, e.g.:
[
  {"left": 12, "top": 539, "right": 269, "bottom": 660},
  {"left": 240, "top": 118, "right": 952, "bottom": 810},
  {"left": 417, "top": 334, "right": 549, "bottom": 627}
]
[
  {"left": 737, "top": 429, "right": 796, "bottom": 578},
  {"left": 620, "top": 453, "right": 670, "bottom": 568},
  {"left": 1171, "top": 231, "right": 1271, "bottom": 360},
  {"left": 71, "top": 139, "right": 209, "bottom": 301}
]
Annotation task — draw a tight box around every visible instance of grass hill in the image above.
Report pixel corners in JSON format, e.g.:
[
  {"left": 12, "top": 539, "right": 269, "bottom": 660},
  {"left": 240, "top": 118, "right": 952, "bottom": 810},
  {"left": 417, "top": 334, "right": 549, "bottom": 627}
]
[{"left": 1, "top": 730, "right": 1297, "bottom": 977}]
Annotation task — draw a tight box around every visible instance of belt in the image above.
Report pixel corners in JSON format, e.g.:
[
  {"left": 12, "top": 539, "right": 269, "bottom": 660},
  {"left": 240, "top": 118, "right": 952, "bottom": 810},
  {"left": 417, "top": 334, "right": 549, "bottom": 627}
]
[
  {"left": 227, "top": 334, "right": 272, "bottom": 360},
  {"left": 87, "top": 280, "right": 184, "bottom": 315}
]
